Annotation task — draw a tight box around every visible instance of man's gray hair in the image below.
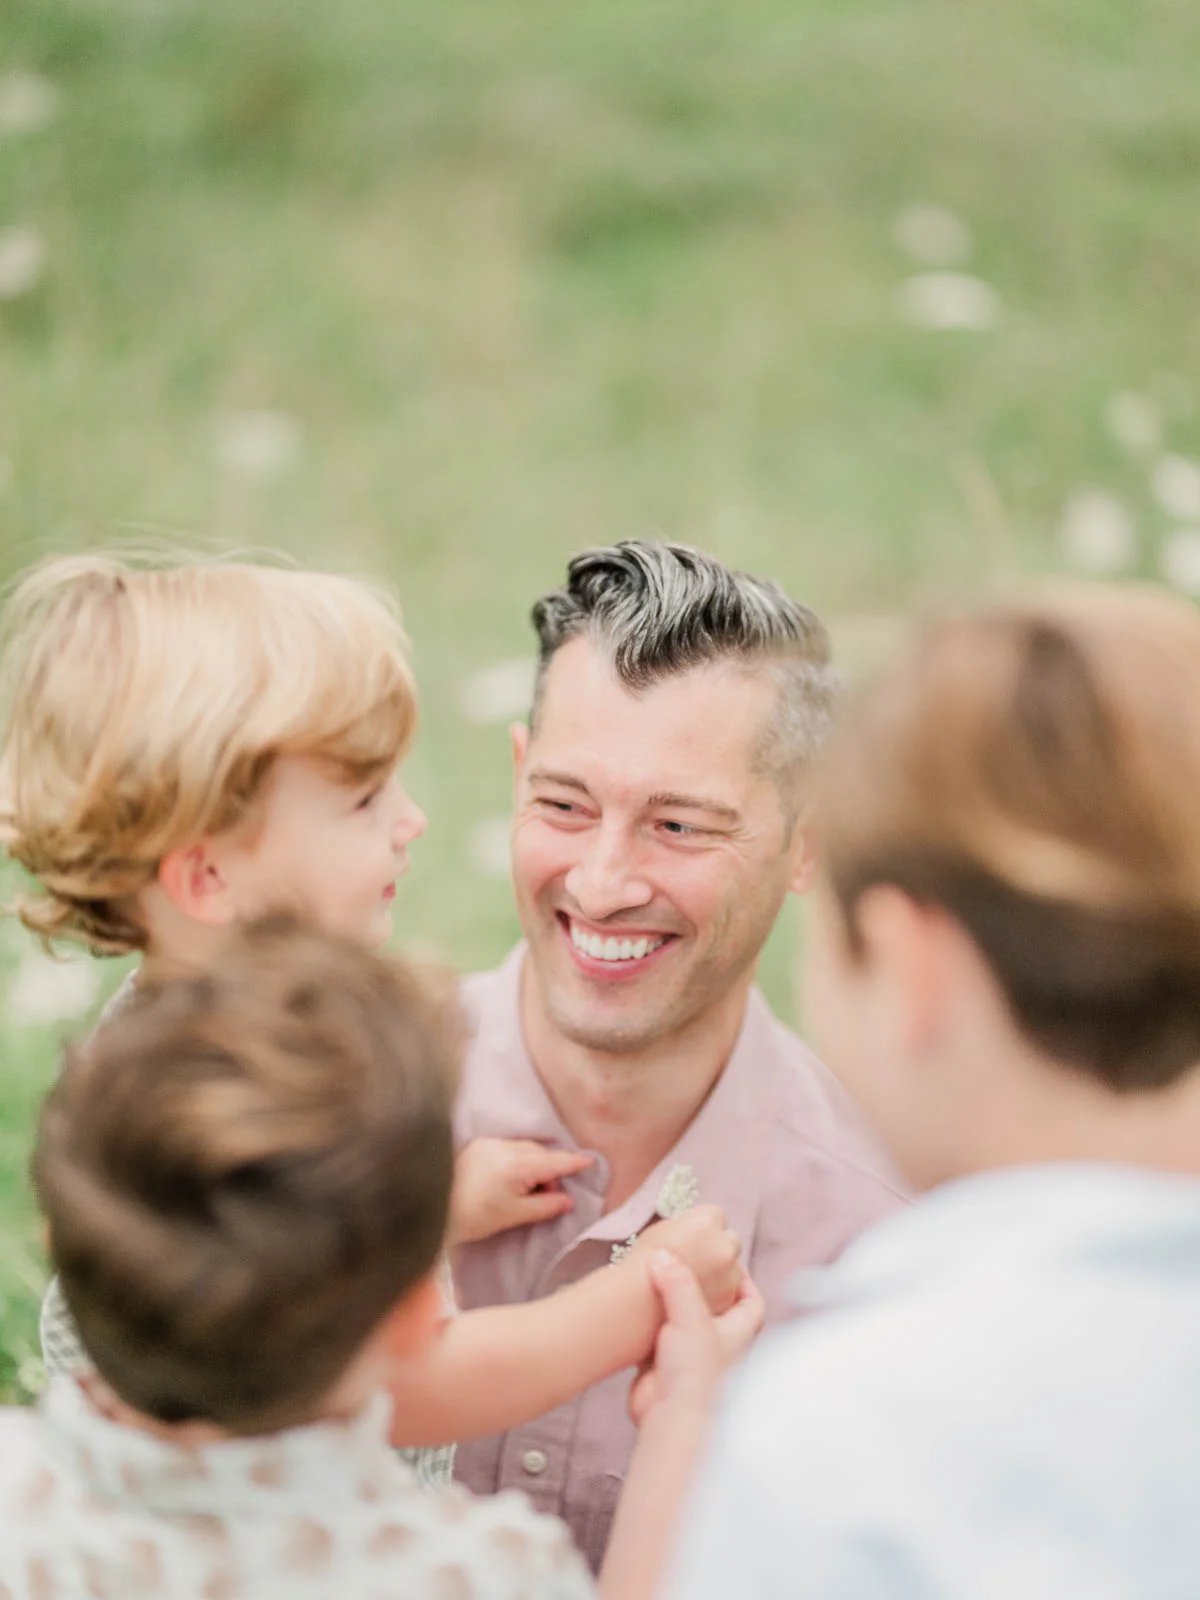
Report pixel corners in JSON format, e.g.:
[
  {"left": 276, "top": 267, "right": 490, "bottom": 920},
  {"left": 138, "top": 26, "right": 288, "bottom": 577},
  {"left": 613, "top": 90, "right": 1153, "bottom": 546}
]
[{"left": 530, "top": 541, "right": 840, "bottom": 798}]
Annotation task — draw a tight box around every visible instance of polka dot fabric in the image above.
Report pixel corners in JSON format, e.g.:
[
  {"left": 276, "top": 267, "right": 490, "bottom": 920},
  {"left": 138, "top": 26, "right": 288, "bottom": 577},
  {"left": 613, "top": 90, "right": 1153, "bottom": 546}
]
[{"left": 0, "top": 1380, "right": 593, "bottom": 1599}]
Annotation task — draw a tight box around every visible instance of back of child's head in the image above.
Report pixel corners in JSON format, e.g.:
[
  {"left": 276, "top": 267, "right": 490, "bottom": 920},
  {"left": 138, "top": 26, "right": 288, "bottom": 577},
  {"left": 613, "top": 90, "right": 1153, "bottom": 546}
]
[
  {"left": 33, "top": 915, "right": 456, "bottom": 1433},
  {"left": 816, "top": 584, "right": 1200, "bottom": 1093},
  {"left": 0, "top": 553, "right": 417, "bottom": 954}
]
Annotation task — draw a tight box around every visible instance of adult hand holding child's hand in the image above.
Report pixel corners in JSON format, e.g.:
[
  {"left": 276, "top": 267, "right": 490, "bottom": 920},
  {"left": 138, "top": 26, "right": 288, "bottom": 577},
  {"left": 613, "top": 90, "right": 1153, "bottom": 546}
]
[
  {"left": 450, "top": 1138, "right": 595, "bottom": 1244},
  {"left": 630, "top": 1204, "right": 743, "bottom": 1316},
  {"left": 627, "top": 1263, "right": 765, "bottom": 1427}
]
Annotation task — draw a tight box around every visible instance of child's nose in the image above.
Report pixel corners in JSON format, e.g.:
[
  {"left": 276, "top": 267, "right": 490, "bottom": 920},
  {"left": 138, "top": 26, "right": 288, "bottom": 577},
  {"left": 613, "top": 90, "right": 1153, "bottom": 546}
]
[{"left": 394, "top": 791, "right": 427, "bottom": 847}]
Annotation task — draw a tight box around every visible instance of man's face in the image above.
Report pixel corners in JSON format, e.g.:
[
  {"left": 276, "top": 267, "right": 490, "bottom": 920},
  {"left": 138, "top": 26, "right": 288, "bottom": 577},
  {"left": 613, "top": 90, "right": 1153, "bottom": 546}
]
[{"left": 511, "top": 637, "right": 808, "bottom": 1054}]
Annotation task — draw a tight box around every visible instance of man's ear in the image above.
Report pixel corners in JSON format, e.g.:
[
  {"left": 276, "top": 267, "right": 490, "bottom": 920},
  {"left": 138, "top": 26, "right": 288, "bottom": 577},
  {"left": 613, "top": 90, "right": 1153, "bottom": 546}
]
[
  {"left": 156, "top": 842, "right": 236, "bottom": 927},
  {"left": 510, "top": 721, "right": 530, "bottom": 780}
]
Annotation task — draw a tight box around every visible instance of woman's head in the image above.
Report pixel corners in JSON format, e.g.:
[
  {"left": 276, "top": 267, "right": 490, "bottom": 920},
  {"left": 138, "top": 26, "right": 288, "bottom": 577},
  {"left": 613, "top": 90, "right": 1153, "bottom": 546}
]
[{"left": 807, "top": 586, "right": 1200, "bottom": 1186}]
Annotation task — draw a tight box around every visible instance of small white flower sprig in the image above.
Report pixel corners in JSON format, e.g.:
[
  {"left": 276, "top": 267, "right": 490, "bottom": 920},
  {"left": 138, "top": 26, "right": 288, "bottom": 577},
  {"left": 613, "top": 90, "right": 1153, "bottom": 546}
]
[{"left": 610, "top": 1163, "right": 700, "bottom": 1264}]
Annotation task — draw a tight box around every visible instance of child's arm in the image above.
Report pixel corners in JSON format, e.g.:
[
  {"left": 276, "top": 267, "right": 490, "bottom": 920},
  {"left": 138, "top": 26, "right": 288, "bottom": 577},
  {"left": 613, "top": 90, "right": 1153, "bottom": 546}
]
[{"left": 387, "top": 1205, "right": 742, "bottom": 1448}]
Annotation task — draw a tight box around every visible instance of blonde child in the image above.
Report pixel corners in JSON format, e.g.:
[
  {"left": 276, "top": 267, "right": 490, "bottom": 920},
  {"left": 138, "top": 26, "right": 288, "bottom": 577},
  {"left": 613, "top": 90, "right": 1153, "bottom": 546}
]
[
  {"left": 0, "top": 553, "right": 750, "bottom": 1487},
  {"left": 0, "top": 916, "right": 752, "bottom": 1597}
]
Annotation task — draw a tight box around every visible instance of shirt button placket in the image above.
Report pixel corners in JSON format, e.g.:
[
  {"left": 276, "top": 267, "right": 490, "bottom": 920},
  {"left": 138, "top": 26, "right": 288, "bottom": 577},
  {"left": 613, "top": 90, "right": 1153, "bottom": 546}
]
[{"left": 521, "top": 1447, "right": 549, "bottom": 1477}]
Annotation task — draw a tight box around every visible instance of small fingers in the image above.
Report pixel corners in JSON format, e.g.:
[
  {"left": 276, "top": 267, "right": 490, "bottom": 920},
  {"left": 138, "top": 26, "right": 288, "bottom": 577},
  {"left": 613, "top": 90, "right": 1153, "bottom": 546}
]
[
  {"left": 715, "top": 1272, "right": 766, "bottom": 1361},
  {"left": 511, "top": 1189, "right": 576, "bottom": 1227},
  {"left": 513, "top": 1143, "right": 596, "bottom": 1188}
]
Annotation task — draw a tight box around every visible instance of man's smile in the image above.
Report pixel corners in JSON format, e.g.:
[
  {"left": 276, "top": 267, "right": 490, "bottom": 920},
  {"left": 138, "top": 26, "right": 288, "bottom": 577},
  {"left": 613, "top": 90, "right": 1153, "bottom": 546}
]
[{"left": 556, "top": 912, "right": 677, "bottom": 978}]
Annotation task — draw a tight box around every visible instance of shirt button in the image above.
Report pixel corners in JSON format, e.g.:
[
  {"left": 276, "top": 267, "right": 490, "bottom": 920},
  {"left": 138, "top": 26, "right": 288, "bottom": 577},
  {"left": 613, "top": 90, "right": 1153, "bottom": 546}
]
[{"left": 521, "top": 1448, "right": 549, "bottom": 1477}]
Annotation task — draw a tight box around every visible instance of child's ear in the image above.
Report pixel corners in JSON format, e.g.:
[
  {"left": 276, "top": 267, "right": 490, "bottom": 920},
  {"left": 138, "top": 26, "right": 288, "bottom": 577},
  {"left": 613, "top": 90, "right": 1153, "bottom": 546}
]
[
  {"left": 382, "top": 1273, "right": 447, "bottom": 1362},
  {"left": 157, "top": 843, "right": 235, "bottom": 927}
]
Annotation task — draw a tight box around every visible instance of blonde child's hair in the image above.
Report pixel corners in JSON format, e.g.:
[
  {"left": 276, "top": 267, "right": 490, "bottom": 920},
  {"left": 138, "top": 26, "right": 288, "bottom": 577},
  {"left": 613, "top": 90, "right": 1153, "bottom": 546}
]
[{"left": 0, "top": 553, "right": 418, "bottom": 955}]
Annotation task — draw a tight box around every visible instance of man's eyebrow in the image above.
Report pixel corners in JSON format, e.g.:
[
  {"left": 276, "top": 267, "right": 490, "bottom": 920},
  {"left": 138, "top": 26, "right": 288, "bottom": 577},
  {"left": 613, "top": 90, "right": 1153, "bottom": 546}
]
[
  {"left": 526, "top": 768, "right": 593, "bottom": 795},
  {"left": 647, "top": 791, "right": 741, "bottom": 822}
]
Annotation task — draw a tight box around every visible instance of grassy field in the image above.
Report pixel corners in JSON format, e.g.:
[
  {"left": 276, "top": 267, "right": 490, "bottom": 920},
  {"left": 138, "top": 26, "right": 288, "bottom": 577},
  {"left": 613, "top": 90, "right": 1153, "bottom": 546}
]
[{"left": 2, "top": 0, "right": 1200, "bottom": 1395}]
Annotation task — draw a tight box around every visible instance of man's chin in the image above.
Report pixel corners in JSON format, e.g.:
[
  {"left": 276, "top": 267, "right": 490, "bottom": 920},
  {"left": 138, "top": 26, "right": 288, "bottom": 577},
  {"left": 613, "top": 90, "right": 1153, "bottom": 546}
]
[{"left": 542, "top": 991, "right": 674, "bottom": 1056}]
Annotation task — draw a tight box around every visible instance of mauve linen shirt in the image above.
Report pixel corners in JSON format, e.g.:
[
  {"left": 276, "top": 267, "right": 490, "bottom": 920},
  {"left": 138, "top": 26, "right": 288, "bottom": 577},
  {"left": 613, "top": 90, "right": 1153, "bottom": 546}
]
[{"left": 452, "top": 946, "right": 907, "bottom": 1573}]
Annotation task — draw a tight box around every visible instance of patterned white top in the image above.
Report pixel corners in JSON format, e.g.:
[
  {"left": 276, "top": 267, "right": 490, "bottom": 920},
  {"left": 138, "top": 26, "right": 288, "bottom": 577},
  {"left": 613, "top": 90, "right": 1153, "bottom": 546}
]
[
  {"left": 0, "top": 1377, "right": 594, "bottom": 1600},
  {"left": 38, "top": 972, "right": 457, "bottom": 1492}
]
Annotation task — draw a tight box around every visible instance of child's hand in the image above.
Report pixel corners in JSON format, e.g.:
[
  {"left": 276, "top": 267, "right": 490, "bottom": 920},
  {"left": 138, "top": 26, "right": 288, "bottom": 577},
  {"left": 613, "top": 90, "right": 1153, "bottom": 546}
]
[
  {"left": 450, "top": 1138, "right": 596, "bottom": 1245},
  {"left": 627, "top": 1263, "right": 764, "bottom": 1428},
  {"left": 630, "top": 1205, "right": 742, "bottom": 1316}
]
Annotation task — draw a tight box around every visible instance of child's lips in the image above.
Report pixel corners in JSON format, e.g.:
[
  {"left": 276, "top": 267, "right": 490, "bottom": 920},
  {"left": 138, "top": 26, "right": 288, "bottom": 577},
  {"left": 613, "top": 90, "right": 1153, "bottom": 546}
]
[{"left": 383, "top": 884, "right": 397, "bottom": 901}]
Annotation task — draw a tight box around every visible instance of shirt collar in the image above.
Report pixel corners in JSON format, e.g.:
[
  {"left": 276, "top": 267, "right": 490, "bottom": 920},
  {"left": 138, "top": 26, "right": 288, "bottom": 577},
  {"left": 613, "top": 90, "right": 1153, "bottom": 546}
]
[
  {"left": 42, "top": 1376, "right": 403, "bottom": 1516},
  {"left": 791, "top": 1162, "right": 1200, "bottom": 1314},
  {"left": 462, "top": 945, "right": 792, "bottom": 1253}
]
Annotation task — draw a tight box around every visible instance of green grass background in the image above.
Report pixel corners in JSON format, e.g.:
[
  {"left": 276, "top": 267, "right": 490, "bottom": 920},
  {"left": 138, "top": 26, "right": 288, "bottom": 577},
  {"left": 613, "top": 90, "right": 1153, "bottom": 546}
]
[{"left": 2, "top": 0, "right": 1200, "bottom": 1397}]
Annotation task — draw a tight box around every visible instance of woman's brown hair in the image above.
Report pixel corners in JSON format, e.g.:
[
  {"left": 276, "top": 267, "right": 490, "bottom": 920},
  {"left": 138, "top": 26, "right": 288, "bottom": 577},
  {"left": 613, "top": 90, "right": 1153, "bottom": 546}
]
[
  {"left": 33, "top": 916, "right": 456, "bottom": 1432},
  {"left": 817, "top": 585, "right": 1200, "bottom": 1092}
]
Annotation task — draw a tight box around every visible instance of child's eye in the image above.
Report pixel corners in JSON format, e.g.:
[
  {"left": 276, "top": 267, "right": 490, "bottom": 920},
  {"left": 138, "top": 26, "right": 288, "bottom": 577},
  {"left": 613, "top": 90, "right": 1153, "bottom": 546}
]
[{"left": 355, "top": 785, "right": 382, "bottom": 811}]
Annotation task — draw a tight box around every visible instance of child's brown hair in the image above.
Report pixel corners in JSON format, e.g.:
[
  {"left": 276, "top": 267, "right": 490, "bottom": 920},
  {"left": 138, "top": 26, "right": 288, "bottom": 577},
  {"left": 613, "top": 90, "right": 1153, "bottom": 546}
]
[
  {"left": 817, "top": 585, "right": 1200, "bottom": 1092},
  {"left": 33, "top": 916, "right": 457, "bottom": 1433},
  {"left": 0, "top": 553, "right": 418, "bottom": 954}
]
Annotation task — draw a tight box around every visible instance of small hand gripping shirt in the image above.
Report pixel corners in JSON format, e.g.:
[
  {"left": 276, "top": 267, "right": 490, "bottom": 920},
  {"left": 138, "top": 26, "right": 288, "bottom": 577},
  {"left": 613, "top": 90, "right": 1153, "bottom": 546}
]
[{"left": 0, "top": 1378, "right": 594, "bottom": 1600}]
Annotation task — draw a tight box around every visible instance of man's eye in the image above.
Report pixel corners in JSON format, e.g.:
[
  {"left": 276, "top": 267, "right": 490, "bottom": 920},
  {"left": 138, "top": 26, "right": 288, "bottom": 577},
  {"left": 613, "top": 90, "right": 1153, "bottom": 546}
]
[
  {"left": 660, "top": 820, "right": 701, "bottom": 837},
  {"left": 539, "top": 798, "right": 577, "bottom": 814}
]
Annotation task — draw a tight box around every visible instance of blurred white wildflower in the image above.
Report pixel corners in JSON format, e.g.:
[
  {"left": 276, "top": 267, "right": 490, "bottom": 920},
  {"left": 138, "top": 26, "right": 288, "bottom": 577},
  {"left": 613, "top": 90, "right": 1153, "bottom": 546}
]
[
  {"left": 1150, "top": 455, "right": 1200, "bottom": 521},
  {"left": 460, "top": 659, "right": 537, "bottom": 724},
  {"left": 213, "top": 409, "right": 301, "bottom": 479},
  {"left": 611, "top": 1164, "right": 700, "bottom": 1263},
  {"left": 5, "top": 946, "right": 100, "bottom": 1027},
  {"left": 1104, "top": 392, "right": 1160, "bottom": 458},
  {"left": 1057, "top": 490, "right": 1136, "bottom": 575},
  {"left": 468, "top": 816, "right": 511, "bottom": 880},
  {"left": 898, "top": 273, "right": 999, "bottom": 331},
  {"left": 0, "top": 72, "right": 58, "bottom": 137},
  {"left": 1160, "top": 528, "right": 1200, "bottom": 596},
  {"left": 0, "top": 225, "right": 46, "bottom": 299},
  {"left": 894, "top": 205, "right": 972, "bottom": 267}
]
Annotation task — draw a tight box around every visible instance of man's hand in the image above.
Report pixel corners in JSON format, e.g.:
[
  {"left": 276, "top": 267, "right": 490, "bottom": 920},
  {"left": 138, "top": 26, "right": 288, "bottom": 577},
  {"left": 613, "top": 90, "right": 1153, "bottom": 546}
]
[
  {"left": 628, "top": 1263, "right": 765, "bottom": 1428},
  {"left": 449, "top": 1137, "right": 595, "bottom": 1245},
  {"left": 630, "top": 1204, "right": 742, "bottom": 1316}
]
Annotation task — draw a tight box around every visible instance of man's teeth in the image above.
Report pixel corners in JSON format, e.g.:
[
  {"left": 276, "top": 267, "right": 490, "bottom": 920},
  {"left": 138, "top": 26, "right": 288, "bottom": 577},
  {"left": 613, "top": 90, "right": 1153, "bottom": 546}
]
[{"left": 569, "top": 924, "right": 665, "bottom": 962}]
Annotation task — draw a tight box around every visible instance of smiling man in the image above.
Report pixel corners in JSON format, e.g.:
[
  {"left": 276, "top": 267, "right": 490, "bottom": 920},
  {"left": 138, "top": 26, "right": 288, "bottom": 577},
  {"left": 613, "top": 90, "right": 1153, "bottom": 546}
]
[{"left": 452, "top": 542, "right": 905, "bottom": 1569}]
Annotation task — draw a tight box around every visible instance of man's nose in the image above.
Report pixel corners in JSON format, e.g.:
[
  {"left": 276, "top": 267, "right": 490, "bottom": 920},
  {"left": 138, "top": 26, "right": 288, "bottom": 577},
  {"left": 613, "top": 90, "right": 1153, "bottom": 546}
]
[{"left": 564, "top": 825, "right": 653, "bottom": 920}]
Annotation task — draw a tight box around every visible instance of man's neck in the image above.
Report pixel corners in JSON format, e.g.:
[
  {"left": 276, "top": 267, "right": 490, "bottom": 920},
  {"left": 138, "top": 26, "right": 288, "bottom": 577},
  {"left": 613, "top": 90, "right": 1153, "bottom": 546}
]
[{"left": 519, "top": 962, "right": 753, "bottom": 1211}]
